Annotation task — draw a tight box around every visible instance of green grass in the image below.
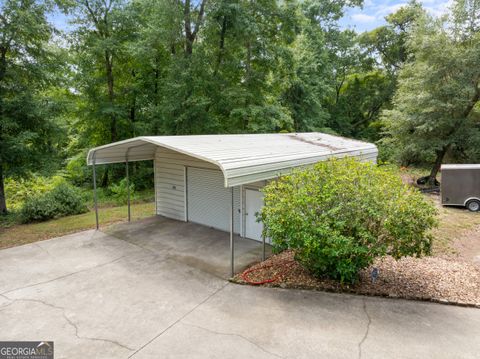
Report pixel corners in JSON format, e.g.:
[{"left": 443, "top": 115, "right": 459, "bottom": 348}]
[
  {"left": 429, "top": 196, "right": 480, "bottom": 255},
  {"left": 82, "top": 188, "right": 155, "bottom": 208},
  {"left": 0, "top": 202, "right": 155, "bottom": 250}
]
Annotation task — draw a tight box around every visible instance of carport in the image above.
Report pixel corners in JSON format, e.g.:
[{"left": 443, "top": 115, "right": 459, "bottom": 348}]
[{"left": 87, "top": 132, "right": 378, "bottom": 276}]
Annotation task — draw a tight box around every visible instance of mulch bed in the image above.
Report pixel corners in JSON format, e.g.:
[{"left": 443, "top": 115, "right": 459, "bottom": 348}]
[{"left": 232, "top": 250, "right": 480, "bottom": 308}]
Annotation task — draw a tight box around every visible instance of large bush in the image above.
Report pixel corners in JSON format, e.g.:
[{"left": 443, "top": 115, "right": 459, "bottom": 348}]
[
  {"left": 260, "top": 158, "right": 437, "bottom": 283},
  {"left": 20, "top": 183, "right": 88, "bottom": 223},
  {"left": 5, "top": 175, "right": 66, "bottom": 210}
]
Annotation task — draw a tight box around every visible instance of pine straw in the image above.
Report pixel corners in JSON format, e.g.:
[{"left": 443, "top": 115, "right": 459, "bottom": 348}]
[{"left": 233, "top": 250, "right": 480, "bottom": 308}]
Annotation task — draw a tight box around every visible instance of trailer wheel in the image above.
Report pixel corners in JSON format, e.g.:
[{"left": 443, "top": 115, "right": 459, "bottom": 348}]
[{"left": 466, "top": 199, "right": 480, "bottom": 212}]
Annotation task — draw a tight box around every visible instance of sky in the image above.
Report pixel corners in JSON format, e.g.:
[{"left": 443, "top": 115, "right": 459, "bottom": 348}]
[
  {"left": 48, "top": 0, "right": 453, "bottom": 34},
  {"left": 340, "top": 0, "right": 452, "bottom": 32}
]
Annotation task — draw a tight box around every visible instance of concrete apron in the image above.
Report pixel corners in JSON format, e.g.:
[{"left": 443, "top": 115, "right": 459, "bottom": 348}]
[{"left": 0, "top": 217, "right": 478, "bottom": 359}]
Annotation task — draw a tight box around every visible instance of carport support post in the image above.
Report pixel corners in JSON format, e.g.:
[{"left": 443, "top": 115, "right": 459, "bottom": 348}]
[
  {"left": 92, "top": 154, "right": 99, "bottom": 230},
  {"left": 126, "top": 156, "right": 131, "bottom": 222},
  {"left": 230, "top": 187, "right": 234, "bottom": 277},
  {"left": 262, "top": 234, "right": 266, "bottom": 261}
]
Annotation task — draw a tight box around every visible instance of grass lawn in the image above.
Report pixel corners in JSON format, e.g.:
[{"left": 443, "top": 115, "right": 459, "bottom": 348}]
[
  {"left": 430, "top": 196, "right": 480, "bottom": 256},
  {"left": 0, "top": 202, "right": 155, "bottom": 250}
]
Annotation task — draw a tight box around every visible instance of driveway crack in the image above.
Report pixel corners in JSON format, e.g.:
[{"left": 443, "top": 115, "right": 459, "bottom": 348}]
[
  {"left": 358, "top": 298, "right": 372, "bottom": 359},
  {"left": 2, "top": 295, "right": 134, "bottom": 352},
  {"left": 35, "top": 243, "right": 52, "bottom": 257},
  {"left": 182, "top": 322, "right": 285, "bottom": 359},
  {"left": 128, "top": 282, "right": 230, "bottom": 358}
]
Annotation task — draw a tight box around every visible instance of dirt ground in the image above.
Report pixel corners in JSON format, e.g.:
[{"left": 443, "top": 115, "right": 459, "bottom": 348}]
[{"left": 431, "top": 195, "right": 480, "bottom": 265}]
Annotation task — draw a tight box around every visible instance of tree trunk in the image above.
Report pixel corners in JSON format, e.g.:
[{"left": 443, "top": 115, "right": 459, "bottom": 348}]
[
  {"left": 101, "top": 169, "right": 109, "bottom": 188},
  {"left": 105, "top": 50, "right": 116, "bottom": 142},
  {"left": 0, "top": 161, "right": 7, "bottom": 214},
  {"left": 0, "top": 47, "right": 6, "bottom": 83},
  {"left": 428, "top": 144, "right": 450, "bottom": 186},
  {"left": 214, "top": 15, "right": 227, "bottom": 75},
  {"left": 130, "top": 69, "right": 136, "bottom": 137},
  {"left": 184, "top": 0, "right": 193, "bottom": 55},
  {"left": 183, "top": 0, "right": 207, "bottom": 56}
]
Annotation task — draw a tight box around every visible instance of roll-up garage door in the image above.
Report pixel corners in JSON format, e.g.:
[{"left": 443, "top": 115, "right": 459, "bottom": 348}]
[{"left": 187, "top": 167, "right": 240, "bottom": 233}]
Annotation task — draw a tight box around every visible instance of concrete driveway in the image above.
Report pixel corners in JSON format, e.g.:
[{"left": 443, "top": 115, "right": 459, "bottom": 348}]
[{"left": 0, "top": 217, "right": 479, "bottom": 359}]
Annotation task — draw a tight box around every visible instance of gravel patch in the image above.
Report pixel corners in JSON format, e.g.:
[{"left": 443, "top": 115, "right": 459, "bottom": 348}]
[{"left": 233, "top": 250, "right": 480, "bottom": 308}]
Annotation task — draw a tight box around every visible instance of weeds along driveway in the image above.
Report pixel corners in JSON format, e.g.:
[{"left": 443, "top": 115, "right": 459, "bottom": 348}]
[{"left": 0, "top": 217, "right": 479, "bottom": 359}]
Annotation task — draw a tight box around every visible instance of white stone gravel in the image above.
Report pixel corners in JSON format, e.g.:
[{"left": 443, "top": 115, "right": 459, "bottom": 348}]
[{"left": 234, "top": 250, "right": 480, "bottom": 307}]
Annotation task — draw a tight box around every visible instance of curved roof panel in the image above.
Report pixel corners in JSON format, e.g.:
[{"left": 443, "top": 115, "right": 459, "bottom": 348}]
[{"left": 87, "top": 133, "right": 378, "bottom": 187}]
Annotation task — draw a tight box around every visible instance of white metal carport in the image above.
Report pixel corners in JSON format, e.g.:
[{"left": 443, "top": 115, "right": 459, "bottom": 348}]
[{"left": 87, "top": 132, "right": 378, "bottom": 276}]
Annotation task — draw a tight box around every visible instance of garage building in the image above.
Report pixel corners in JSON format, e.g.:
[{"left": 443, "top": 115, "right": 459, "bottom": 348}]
[{"left": 87, "top": 132, "right": 378, "bottom": 275}]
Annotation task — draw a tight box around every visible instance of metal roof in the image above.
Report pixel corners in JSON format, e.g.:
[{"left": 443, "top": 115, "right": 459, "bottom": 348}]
[{"left": 87, "top": 132, "right": 378, "bottom": 187}]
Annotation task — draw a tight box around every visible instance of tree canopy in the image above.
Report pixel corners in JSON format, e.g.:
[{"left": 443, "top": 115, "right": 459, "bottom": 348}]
[{"left": 0, "top": 0, "right": 479, "bottom": 212}]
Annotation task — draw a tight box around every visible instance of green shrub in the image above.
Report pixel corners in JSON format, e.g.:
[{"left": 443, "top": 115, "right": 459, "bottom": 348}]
[
  {"left": 108, "top": 178, "right": 135, "bottom": 204},
  {"left": 5, "top": 174, "right": 66, "bottom": 210},
  {"left": 260, "top": 158, "right": 437, "bottom": 283},
  {"left": 20, "top": 183, "right": 88, "bottom": 223},
  {"left": 19, "top": 195, "right": 57, "bottom": 222}
]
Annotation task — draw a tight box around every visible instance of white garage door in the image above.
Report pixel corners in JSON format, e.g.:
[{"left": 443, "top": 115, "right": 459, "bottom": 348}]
[{"left": 187, "top": 167, "right": 240, "bottom": 233}]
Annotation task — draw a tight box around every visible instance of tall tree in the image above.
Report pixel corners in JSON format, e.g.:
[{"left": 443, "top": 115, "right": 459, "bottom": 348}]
[
  {"left": 360, "top": 0, "right": 424, "bottom": 74},
  {"left": 382, "top": 0, "right": 480, "bottom": 184},
  {"left": 72, "top": 0, "right": 132, "bottom": 145},
  {"left": 0, "top": 0, "right": 63, "bottom": 214}
]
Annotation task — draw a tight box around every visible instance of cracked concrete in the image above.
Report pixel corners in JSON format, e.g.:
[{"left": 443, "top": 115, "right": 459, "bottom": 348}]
[
  {"left": 358, "top": 299, "right": 372, "bottom": 359},
  {"left": 3, "top": 295, "right": 135, "bottom": 351},
  {"left": 0, "top": 216, "right": 479, "bottom": 359},
  {"left": 181, "top": 322, "right": 285, "bottom": 359}
]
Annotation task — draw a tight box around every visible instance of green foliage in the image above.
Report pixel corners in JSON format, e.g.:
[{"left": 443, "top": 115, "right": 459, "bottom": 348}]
[
  {"left": 4, "top": 175, "right": 66, "bottom": 210},
  {"left": 0, "top": 0, "right": 69, "bottom": 213},
  {"left": 108, "top": 178, "right": 135, "bottom": 204},
  {"left": 20, "top": 183, "right": 88, "bottom": 223},
  {"left": 2, "top": 0, "right": 478, "bottom": 215},
  {"left": 382, "top": 0, "right": 480, "bottom": 179},
  {"left": 260, "top": 158, "right": 437, "bottom": 283}
]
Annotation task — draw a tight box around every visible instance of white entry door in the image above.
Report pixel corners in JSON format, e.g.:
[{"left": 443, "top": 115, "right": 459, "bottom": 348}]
[{"left": 245, "top": 189, "right": 265, "bottom": 242}]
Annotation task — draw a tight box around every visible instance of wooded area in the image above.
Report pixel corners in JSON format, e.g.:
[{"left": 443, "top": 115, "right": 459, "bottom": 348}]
[{"left": 0, "top": 0, "right": 479, "bottom": 214}]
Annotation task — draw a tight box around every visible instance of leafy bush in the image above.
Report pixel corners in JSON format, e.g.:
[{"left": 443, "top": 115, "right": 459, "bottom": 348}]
[
  {"left": 20, "top": 183, "right": 88, "bottom": 223},
  {"left": 108, "top": 178, "right": 135, "bottom": 204},
  {"left": 260, "top": 158, "right": 437, "bottom": 283},
  {"left": 5, "top": 174, "right": 66, "bottom": 210}
]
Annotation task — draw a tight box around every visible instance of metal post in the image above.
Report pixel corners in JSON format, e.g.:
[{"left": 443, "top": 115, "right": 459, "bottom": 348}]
[
  {"left": 126, "top": 156, "right": 131, "bottom": 222},
  {"left": 92, "top": 153, "right": 99, "bottom": 230},
  {"left": 230, "top": 187, "right": 234, "bottom": 277},
  {"left": 262, "top": 233, "right": 266, "bottom": 261}
]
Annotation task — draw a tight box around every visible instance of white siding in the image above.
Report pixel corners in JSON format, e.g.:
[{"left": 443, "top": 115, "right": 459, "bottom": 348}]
[
  {"left": 155, "top": 147, "right": 218, "bottom": 221},
  {"left": 187, "top": 168, "right": 240, "bottom": 233}
]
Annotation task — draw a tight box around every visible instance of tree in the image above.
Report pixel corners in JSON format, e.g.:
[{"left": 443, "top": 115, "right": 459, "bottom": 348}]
[
  {"left": 71, "top": 0, "right": 138, "bottom": 185},
  {"left": 382, "top": 1, "right": 480, "bottom": 184},
  {"left": 0, "top": 0, "right": 63, "bottom": 214},
  {"left": 72, "top": 0, "right": 133, "bottom": 144},
  {"left": 281, "top": 0, "right": 365, "bottom": 132},
  {"left": 360, "top": 0, "right": 424, "bottom": 74},
  {"left": 330, "top": 70, "right": 394, "bottom": 140}
]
